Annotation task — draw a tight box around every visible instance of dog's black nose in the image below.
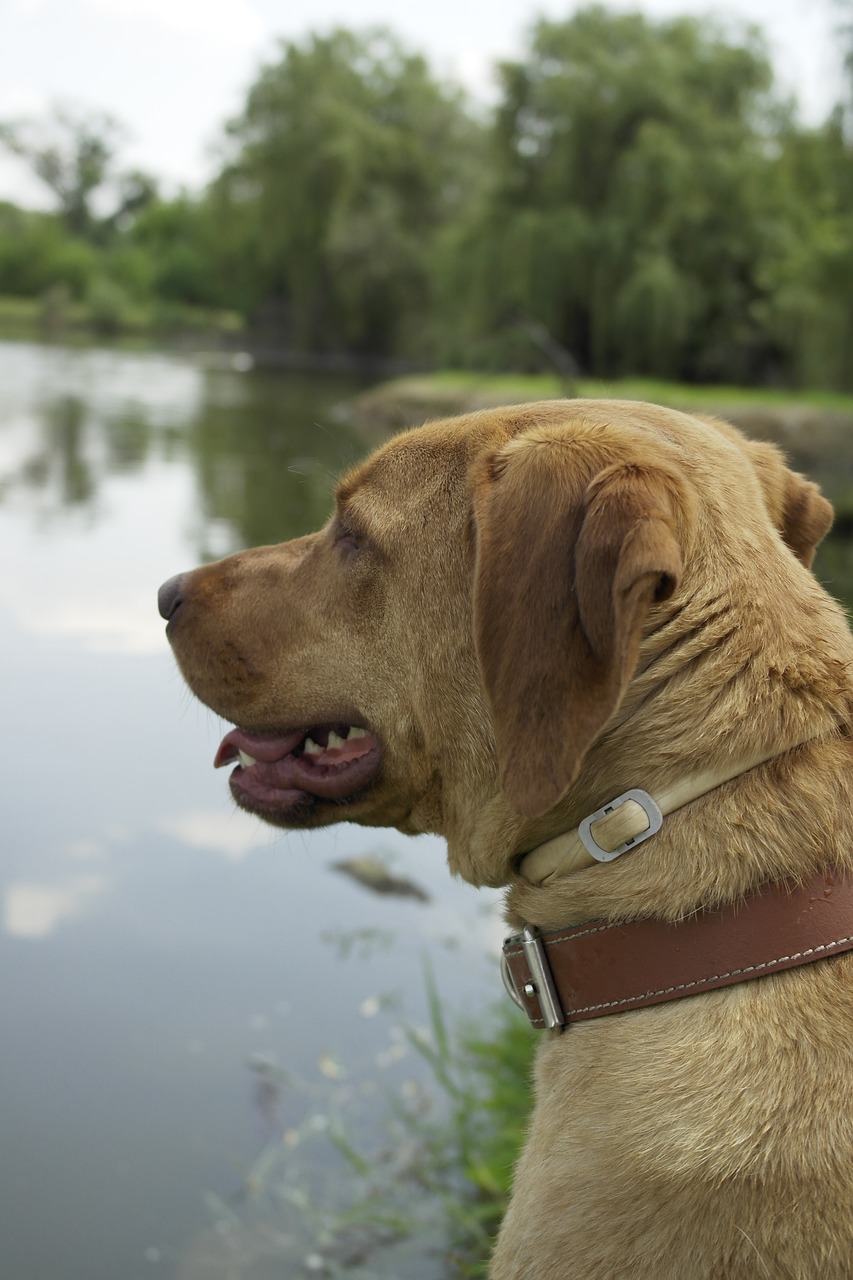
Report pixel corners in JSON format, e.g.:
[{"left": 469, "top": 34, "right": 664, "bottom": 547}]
[{"left": 158, "top": 573, "right": 185, "bottom": 621}]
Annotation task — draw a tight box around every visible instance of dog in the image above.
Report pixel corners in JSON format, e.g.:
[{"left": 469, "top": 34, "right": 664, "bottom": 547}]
[{"left": 159, "top": 400, "right": 853, "bottom": 1279}]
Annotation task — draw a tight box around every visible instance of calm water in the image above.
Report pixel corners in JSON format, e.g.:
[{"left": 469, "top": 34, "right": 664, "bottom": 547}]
[{"left": 0, "top": 341, "right": 504, "bottom": 1280}]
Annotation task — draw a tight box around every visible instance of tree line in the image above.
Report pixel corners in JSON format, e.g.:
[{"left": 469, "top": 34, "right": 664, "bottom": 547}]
[{"left": 2, "top": 5, "right": 853, "bottom": 388}]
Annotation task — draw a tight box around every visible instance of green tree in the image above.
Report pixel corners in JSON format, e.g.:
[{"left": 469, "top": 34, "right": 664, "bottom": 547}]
[
  {"left": 210, "top": 28, "right": 484, "bottom": 357},
  {"left": 0, "top": 104, "right": 156, "bottom": 240},
  {"left": 0, "top": 202, "right": 95, "bottom": 298},
  {"left": 757, "top": 113, "right": 853, "bottom": 389},
  {"left": 129, "top": 195, "right": 220, "bottom": 306},
  {"left": 443, "top": 6, "right": 790, "bottom": 382}
]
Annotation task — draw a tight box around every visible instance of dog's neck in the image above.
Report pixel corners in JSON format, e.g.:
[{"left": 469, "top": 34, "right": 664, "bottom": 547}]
[{"left": 518, "top": 731, "right": 825, "bottom": 888}]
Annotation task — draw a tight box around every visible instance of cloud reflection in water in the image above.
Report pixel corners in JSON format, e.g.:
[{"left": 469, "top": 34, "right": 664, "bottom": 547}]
[{"left": 4, "top": 874, "right": 107, "bottom": 939}]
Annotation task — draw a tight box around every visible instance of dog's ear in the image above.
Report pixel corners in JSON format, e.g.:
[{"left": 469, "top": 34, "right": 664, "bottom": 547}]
[
  {"left": 743, "top": 439, "right": 833, "bottom": 568},
  {"left": 473, "top": 431, "right": 686, "bottom": 819}
]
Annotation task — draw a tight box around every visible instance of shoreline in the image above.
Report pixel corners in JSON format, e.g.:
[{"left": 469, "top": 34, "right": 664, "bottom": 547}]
[{"left": 341, "top": 373, "right": 853, "bottom": 447}]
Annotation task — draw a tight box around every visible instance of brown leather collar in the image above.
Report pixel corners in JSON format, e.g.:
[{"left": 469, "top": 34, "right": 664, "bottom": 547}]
[{"left": 502, "top": 869, "right": 853, "bottom": 1029}]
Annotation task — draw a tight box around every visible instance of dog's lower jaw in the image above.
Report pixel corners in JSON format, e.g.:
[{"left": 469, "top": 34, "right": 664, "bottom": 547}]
[{"left": 442, "top": 799, "right": 528, "bottom": 888}]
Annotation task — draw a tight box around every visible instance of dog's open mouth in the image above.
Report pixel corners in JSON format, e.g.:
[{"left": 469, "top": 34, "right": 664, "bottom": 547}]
[{"left": 214, "top": 723, "right": 381, "bottom": 817}]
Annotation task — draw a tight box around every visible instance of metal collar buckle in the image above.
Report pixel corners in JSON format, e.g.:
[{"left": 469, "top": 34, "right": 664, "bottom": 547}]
[
  {"left": 578, "top": 788, "right": 662, "bottom": 863},
  {"left": 501, "top": 925, "right": 566, "bottom": 1029}
]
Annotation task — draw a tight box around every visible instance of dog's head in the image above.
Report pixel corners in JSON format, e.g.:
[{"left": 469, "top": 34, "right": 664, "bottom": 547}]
[{"left": 160, "top": 400, "right": 835, "bottom": 885}]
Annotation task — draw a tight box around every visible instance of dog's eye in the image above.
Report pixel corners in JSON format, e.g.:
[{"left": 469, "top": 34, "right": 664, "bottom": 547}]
[{"left": 335, "top": 526, "right": 366, "bottom": 556}]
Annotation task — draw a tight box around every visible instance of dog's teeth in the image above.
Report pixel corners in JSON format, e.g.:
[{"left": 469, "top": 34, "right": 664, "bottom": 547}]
[
  {"left": 238, "top": 750, "right": 257, "bottom": 768},
  {"left": 304, "top": 737, "right": 324, "bottom": 755},
  {"left": 346, "top": 726, "right": 368, "bottom": 740},
  {"left": 328, "top": 730, "right": 346, "bottom": 749}
]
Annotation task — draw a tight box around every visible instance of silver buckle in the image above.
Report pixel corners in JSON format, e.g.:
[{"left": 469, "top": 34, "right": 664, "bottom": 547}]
[
  {"left": 500, "top": 925, "right": 565, "bottom": 1029},
  {"left": 578, "top": 788, "right": 662, "bottom": 863},
  {"left": 500, "top": 948, "right": 525, "bottom": 1010}
]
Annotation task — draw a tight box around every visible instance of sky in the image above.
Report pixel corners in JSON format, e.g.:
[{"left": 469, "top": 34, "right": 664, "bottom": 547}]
[{"left": 0, "top": 0, "right": 845, "bottom": 208}]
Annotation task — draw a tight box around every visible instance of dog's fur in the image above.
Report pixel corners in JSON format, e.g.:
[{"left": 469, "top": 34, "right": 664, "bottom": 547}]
[{"left": 164, "top": 400, "right": 853, "bottom": 1279}]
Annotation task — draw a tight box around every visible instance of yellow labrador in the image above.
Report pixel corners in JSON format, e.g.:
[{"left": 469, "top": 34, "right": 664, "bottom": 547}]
[{"left": 159, "top": 401, "right": 853, "bottom": 1279}]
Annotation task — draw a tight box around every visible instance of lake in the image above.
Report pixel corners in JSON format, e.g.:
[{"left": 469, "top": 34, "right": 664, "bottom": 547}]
[{"left": 0, "top": 340, "right": 505, "bottom": 1280}]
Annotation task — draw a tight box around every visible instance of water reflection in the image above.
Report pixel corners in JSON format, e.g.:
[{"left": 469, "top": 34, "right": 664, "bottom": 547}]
[
  {"left": 0, "top": 340, "right": 504, "bottom": 1280},
  {"left": 0, "top": 345, "right": 201, "bottom": 518},
  {"left": 159, "top": 808, "right": 272, "bottom": 862},
  {"left": 185, "top": 369, "right": 365, "bottom": 554},
  {"left": 4, "top": 874, "right": 107, "bottom": 939},
  {"left": 0, "top": 341, "right": 367, "bottom": 558},
  {"left": 20, "top": 395, "right": 95, "bottom": 508},
  {"left": 0, "top": 342, "right": 376, "bottom": 663}
]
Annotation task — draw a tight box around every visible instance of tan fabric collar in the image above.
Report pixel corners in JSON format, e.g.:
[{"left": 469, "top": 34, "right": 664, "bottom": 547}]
[
  {"left": 518, "top": 737, "right": 815, "bottom": 886},
  {"left": 502, "top": 869, "right": 853, "bottom": 1029}
]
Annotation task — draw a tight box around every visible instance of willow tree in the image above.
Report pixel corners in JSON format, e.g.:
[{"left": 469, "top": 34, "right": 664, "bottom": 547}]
[
  {"left": 442, "top": 6, "right": 790, "bottom": 382},
  {"left": 210, "top": 28, "right": 483, "bottom": 357}
]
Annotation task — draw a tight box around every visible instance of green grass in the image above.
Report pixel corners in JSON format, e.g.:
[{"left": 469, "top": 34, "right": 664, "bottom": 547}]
[
  {"left": 400, "top": 965, "right": 537, "bottom": 1275},
  {"left": 0, "top": 295, "right": 42, "bottom": 325},
  {"left": 0, "top": 293, "right": 89, "bottom": 335},
  {"left": 578, "top": 376, "right": 853, "bottom": 412},
  {"left": 0, "top": 291, "right": 243, "bottom": 340},
  {"left": 193, "top": 974, "right": 537, "bottom": 1277},
  {"left": 398, "top": 370, "right": 853, "bottom": 413},
  {"left": 436, "top": 1013, "right": 538, "bottom": 1274}
]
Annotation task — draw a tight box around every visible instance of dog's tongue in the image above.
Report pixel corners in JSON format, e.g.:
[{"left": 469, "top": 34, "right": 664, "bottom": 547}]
[
  {"left": 214, "top": 728, "right": 304, "bottom": 767},
  {"left": 213, "top": 724, "right": 380, "bottom": 804}
]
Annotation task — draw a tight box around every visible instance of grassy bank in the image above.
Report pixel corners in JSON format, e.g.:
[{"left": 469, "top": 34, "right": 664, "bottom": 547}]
[
  {"left": 429, "top": 371, "right": 853, "bottom": 410},
  {"left": 347, "top": 372, "right": 853, "bottom": 435},
  {"left": 401, "top": 983, "right": 537, "bottom": 1276},
  {"left": 194, "top": 982, "right": 537, "bottom": 1277},
  {"left": 0, "top": 291, "right": 242, "bottom": 343}
]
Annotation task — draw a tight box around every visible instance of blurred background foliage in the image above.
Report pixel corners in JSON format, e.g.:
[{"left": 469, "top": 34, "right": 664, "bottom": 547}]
[{"left": 2, "top": 5, "right": 853, "bottom": 387}]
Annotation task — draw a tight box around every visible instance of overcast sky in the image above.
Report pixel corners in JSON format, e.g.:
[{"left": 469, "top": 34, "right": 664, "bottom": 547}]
[{"left": 0, "top": 0, "right": 844, "bottom": 208}]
